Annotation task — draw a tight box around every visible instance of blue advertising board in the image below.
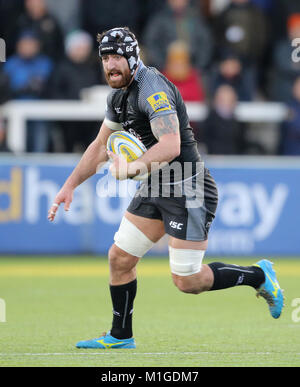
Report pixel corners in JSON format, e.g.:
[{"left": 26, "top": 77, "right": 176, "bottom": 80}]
[
  {"left": 0, "top": 156, "right": 299, "bottom": 256},
  {"left": 207, "top": 159, "right": 300, "bottom": 256}
]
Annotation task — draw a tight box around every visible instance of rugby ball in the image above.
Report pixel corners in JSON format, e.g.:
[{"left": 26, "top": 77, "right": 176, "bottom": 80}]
[{"left": 107, "top": 131, "right": 148, "bottom": 180}]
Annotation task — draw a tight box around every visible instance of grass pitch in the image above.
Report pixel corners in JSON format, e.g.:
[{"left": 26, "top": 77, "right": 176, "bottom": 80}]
[{"left": 0, "top": 256, "right": 299, "bottom": 367}]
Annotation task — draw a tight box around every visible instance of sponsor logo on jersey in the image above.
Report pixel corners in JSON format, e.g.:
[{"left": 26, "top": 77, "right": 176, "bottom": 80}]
[
  {"left": 101, "top": 46, "right": 114, "bottom": 51},
  {"left": 147, "top": 92, "right": 171, "bottom": 112},
  {"left": 128, "top": 128, "right": 142, "bottom": 141},
  {"left": 114, "top": 107, "right": 122, "bottom": 114}
]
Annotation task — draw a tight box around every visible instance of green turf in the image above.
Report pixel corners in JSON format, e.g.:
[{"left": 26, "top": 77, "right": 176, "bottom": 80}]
[{"left": 0, "top": 256, "right": 299, "bottom": 367}]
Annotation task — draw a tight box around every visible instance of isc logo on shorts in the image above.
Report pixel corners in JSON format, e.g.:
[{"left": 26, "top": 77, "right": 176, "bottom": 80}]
[
  {"left": 169, "top": 221, "right": 183, "bottom": 230},
  {"left": 147, "top": 92, "right": 171, "bottom": 112}
]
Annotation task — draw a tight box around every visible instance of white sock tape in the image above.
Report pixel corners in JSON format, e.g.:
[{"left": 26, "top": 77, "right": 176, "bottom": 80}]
[
  {"left": 114, "top": 216, "right": 154, "bottom": 258},
  {"left": 169, "top": 246, "right": 204, "bottom": 276}
]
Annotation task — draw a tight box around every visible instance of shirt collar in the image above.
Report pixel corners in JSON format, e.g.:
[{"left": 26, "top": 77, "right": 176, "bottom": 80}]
[{"left": 134, "top": 60, "right": 145, "bottom": 80}]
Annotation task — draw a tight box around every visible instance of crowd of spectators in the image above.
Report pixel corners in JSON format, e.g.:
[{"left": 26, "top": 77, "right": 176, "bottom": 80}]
[{"left": 0, "top": 0, "right": 300, "bottom": 155}]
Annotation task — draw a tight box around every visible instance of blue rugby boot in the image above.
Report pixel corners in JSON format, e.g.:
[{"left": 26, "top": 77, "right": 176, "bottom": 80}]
[
  {"left": 254, "top": 259, "right": 284, "bottom": 319},
  {"left": 76, "top": 331, "right": 136, "bottom": 349}
]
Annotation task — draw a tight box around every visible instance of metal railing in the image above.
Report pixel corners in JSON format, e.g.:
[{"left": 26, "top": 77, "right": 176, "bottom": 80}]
[{"left": 0, "top": 97, "right": 288, "bottom": 153}]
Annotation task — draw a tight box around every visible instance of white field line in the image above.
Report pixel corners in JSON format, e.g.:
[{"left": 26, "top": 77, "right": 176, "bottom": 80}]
[{"left": 0, "top": 352, "right": 299, "bottom": 357}]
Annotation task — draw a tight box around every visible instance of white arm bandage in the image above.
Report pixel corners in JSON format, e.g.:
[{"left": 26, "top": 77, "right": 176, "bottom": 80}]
[{"left": 103, "top": 118, "right": 123, "bottom": 131}]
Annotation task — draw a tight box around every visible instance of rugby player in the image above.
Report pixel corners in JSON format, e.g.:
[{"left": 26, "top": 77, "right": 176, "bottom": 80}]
[{"left": 48, "top": 27, "right": 284, "bottom": 349}]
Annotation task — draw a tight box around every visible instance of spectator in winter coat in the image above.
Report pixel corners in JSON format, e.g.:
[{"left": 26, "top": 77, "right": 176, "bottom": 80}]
[
  {"left": 271, "top": 13, "right": 300, "bottom": 102},
  {"left": 210, "top": 51, "right": 256, "bottom": 101},
  {"left": 3, "top": 30, "right": 53, "bottom": 152},
  {"left": 214, "top": 0, "right": 267, "bottom": 66},
  {"left": 15, "top": 0, "right": 64, "bottom": 61},
  {"left": 144, "top": 0, "right": 213, "bottom": 72},
  {"left": 279, "top": 77, "right": 300, "bottom": 155},
  {"left": 162, "top": 40, "right": 205, "bottom": 102},
  {"left": 201, "top": 84, "right": 243, "bottom": 154},
  {"left": 50, "top": 30, "right": 101, "bottom": 152}
]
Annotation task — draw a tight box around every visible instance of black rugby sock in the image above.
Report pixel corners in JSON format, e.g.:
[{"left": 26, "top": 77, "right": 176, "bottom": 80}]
[
  {"left": 208, "top": 262, "right": 265, "bottom": 291},
  {"left": 110, "top": 279, "right": 137, "bottom": 339}
]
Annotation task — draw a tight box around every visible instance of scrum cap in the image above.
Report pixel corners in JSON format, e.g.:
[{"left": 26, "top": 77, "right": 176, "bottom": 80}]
[{"left": 98, "top": 27, "right": 140, "bottom": 75}]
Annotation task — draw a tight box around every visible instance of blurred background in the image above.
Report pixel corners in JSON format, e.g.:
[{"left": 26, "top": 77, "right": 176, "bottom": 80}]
[{"left": 0, "top": 0, "right": 300, "bottom": 257}]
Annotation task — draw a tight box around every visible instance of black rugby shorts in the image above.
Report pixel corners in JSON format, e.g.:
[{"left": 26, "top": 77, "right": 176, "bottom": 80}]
[{"left": 127, "top": 168, "right": 218, "bottom": 241}]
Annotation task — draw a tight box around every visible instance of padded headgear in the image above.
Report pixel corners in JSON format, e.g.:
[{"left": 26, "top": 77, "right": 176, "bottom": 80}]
[{"left": 99, "top": 27, "right": 140, "bottom": 75}]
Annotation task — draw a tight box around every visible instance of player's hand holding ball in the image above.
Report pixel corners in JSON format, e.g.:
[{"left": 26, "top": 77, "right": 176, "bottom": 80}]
[
  {"left": 107, "top": 151, "right": 130, "bottom": 180},
  {"left": 106, "top": 131, "right": 149, "bottom": 180}
]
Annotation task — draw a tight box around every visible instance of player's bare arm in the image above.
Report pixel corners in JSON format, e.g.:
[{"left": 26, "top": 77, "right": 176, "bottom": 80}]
[
  {"left": 62, "top": 123, "right": 113, "bottom": 188},
  {"left": 108, "top": 113, "right": 181, "bottom": 180},
  {"left": 129, "top": 113, "right": 181, "bottom": 174},
  {"left": 150, "top": 113, "right": 180, "bottom": 140},
  {"left": 48, "top": 123, "right": 114, "bottom": 221}
]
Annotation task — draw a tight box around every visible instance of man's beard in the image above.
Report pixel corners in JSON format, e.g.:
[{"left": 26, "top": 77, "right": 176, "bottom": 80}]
[{"left": 105, "top": 68, "right": 132, "bottom": 89}]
